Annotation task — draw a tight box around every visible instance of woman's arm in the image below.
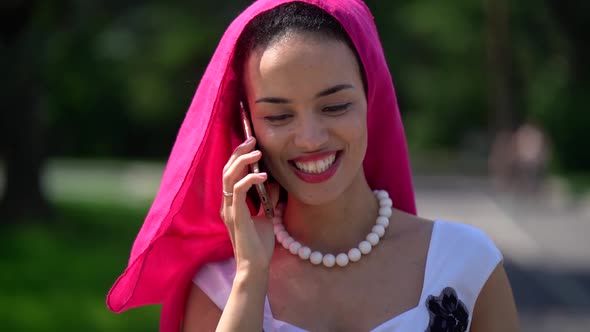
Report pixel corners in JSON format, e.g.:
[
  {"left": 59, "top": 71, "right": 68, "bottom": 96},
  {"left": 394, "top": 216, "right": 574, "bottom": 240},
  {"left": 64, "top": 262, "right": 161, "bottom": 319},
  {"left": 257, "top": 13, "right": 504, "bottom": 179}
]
[
  {"left": 184, "top": 137, "right": 279, "bottom": 331},
  {"left": 471, "top": 263, "right": 520, "bottom": 331},
  {"left": 216, "top": 268, "right": 269, "bottom": 331},
  {"left": 183, "top": 284, "right": 222, "bottom": 332}
]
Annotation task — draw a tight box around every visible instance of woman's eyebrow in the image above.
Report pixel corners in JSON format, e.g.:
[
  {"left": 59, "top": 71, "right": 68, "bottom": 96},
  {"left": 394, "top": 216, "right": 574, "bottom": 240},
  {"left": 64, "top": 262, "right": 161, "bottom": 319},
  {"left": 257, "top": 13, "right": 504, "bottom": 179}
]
[
  {"left": 255, "top": 84, "right": 354, "bottom": 104},
  {"left": 255, "top": 96, "right": 291, "bottom": 104},
  {"left": 315, "top": 84, "right": 354, "bottom": 98}
]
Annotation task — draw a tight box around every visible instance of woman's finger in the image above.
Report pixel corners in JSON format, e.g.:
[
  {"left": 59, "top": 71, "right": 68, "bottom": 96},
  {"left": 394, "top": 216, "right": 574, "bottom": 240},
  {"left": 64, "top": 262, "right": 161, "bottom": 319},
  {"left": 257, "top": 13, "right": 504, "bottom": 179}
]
[
  {"left": 232, "top": 172, "right": 268, "bottom": 203},
  {"left": 223, "top": 146, "right": 262, "bottom": 178},
  {"left": 223, "top": 137, "right": 256, "bottom": 174},
  {"left": 221, "top": 170, "right": 267, "bottom": 223},
  {"left": 223, "top": 150, "right": 262, "bottom": 201}
]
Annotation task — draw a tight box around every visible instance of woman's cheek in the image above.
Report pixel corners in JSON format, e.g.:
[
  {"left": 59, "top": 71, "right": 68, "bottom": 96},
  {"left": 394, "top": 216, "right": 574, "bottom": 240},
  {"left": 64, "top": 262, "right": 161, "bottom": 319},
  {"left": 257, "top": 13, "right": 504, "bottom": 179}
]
[{"left": 257, "top": 130, "right": 283, "bottom": 171}]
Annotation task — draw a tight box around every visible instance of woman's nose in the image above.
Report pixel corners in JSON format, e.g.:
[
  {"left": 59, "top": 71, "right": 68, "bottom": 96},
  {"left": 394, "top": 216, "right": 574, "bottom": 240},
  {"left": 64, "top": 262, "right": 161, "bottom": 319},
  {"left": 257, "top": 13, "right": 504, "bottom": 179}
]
[{"left": 293, "top": 117, "right": 329, "bottom": 151}]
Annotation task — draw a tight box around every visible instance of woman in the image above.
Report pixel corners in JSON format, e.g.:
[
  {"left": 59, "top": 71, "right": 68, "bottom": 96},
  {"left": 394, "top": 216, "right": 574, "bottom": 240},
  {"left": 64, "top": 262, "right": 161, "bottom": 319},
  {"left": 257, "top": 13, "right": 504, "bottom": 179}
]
[{"left": 108, "top": 1, "right": 519, "bottom": 331}]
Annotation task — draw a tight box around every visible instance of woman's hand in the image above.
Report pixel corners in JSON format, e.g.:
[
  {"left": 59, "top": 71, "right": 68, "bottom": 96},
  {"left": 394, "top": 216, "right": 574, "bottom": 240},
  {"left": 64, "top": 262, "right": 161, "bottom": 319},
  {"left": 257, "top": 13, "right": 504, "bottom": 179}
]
[
  {"left": 221, "top": 136, "right": 281, "bottom": 274},
  {"left": 186, "top": 138, "right": 281, "bottom": 332}
]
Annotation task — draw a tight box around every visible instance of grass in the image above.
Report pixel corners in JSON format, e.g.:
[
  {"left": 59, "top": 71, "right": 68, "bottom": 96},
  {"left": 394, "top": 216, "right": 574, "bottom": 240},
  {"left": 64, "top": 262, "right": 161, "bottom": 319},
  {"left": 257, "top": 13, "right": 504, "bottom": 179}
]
[{"left": 0, "top": 198, "right": 160, "bottom": 331}]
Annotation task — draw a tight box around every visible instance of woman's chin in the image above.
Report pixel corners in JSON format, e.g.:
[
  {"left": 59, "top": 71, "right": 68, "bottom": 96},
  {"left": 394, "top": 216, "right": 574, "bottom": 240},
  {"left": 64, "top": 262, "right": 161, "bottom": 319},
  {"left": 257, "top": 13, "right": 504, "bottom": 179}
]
[{"left": 281, "top": 181, "right": 344, "bottom": 207}]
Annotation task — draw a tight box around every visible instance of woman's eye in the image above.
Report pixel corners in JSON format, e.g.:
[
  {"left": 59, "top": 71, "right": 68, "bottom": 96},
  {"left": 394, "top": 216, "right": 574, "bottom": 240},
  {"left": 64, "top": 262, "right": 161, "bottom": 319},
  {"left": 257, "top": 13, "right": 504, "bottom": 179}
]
[
  {"left": 323, "top": 103, "right": 352, "bottom": 115},
  {"left": 264, "top": 114, "right": 292, "bottom": 122}
]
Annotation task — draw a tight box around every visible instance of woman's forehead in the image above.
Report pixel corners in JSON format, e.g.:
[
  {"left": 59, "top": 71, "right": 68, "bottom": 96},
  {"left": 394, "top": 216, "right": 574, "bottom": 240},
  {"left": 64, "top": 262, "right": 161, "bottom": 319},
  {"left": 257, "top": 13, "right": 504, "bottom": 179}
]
[{"left": 245, "top": 33, "right": 363, "bottom": 97}]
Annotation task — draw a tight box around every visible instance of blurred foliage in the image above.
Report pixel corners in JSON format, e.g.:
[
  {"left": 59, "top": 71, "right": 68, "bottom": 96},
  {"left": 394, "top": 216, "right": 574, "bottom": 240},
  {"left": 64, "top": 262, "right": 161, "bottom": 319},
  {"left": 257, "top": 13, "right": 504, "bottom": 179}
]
[
  {"left": 371, "top": 0, "right": 490, "bottom": 150},
  {"left": 33, "top": 0, "right": 249, "bottom": 158},
  {"left": 0, "top": 199, "right": 158, "bottom": 331},
  {"left": 5, "top": 0, "right": 586, "bottom": 171}
]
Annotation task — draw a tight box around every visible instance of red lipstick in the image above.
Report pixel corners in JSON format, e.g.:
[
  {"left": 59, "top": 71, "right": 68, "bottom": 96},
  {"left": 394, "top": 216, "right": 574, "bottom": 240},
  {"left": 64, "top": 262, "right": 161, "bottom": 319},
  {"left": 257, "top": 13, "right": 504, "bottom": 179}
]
[{"left": 289, "top": 151, "right": 341, "bottom": 183}]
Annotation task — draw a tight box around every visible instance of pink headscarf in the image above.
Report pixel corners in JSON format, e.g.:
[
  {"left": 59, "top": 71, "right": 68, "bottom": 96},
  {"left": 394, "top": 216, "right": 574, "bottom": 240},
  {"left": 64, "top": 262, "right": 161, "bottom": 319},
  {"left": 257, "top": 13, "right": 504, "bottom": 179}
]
[{"left": 107, "top": 0, "right": 416, "bottom": 330}]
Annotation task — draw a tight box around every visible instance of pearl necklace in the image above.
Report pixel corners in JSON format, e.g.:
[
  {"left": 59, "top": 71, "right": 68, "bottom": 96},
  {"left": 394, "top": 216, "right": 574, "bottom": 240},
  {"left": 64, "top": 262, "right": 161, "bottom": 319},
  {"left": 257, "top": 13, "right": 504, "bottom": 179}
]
[{"left": 273, "top": 190, "right": 392, "bottom": 268}]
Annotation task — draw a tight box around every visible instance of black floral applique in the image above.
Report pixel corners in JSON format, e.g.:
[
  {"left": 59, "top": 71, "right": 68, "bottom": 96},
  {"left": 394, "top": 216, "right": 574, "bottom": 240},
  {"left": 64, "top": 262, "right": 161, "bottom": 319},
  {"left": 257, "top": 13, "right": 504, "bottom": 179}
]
[{"left": 425, "top": 287, "right": 469, "bottom": 332}]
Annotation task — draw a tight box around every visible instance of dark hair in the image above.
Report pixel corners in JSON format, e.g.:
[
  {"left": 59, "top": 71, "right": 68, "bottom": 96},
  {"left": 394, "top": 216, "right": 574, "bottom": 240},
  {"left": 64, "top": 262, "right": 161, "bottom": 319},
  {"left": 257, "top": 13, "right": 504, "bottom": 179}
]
[{"left": 234, "top": 1, "right": 366, "bottom": 92}]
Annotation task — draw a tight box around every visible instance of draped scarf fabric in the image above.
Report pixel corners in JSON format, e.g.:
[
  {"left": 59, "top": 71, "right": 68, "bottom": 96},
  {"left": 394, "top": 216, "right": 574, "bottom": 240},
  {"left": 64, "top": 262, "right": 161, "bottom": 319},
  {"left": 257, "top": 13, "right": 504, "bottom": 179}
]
[{"left": 106, "top": 0, "right": 416, "bottom": 330}]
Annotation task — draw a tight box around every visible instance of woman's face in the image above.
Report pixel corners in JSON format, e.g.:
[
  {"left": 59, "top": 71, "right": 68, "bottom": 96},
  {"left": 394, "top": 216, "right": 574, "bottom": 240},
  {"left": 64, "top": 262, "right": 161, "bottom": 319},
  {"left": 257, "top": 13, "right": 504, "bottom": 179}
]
[{"left": 243, "top": 32, "right": 368, "bottom": 205}]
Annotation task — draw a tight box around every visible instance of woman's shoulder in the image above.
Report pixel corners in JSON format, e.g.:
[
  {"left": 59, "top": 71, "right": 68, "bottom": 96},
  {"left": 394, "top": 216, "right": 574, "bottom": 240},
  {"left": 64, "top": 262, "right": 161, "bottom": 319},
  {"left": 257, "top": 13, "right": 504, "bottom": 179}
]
[
  {"left": 388, "top": 209, "right": 434, "bottom": 239},
  {"left": 433, "top": 219, "right": 502, "bottom": 257},
  {"left": 426, "top": 219, "right": 504, "bottom": 290},
  {"left": 396, "top": 208, "right": 498, "bottom": 247},
  {"left": 391, "top": 210, "right": 502, "bottom": 264}
]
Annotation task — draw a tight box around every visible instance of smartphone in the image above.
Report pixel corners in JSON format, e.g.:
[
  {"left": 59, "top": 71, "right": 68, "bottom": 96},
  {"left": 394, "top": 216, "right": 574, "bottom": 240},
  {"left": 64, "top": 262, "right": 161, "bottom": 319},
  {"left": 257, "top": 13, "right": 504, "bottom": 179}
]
[{"left": 240, "top": 101, "right": 274, "bottom": 219}]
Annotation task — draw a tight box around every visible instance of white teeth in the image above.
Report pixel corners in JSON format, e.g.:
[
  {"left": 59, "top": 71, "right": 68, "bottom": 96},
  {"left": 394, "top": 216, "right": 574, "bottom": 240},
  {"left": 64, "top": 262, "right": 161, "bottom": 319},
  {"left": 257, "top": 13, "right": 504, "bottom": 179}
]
[{"left": 294, "top": 154, "right": 336, "bottom": 174}]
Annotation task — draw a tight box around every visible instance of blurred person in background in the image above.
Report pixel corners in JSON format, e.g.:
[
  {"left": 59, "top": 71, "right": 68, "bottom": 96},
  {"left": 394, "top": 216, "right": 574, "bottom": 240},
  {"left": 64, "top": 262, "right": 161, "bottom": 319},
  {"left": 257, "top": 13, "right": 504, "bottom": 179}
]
[
  {"left": 107, "top": 1, "right": 519, "bottom": 331},
  {"left": 489, "top": 122, "right": 550, "bottom": 195},
  {"left": 512, "top": 122, "right": 551, "bottom": 194}
]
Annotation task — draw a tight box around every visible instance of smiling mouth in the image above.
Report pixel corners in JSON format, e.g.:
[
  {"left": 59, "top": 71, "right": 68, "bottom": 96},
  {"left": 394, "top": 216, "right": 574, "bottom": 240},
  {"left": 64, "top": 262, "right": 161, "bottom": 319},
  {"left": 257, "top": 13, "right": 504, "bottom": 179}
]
[{"left": 291, "top": 152, "right": 338, "bottom": 174}]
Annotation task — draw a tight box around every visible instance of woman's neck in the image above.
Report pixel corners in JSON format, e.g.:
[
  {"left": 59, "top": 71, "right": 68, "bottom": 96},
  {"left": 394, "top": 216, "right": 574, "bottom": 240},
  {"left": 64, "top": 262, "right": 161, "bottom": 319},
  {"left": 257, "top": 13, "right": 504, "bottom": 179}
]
[{"left": 282, "top": 177, "right": 379, "bottom": 253}]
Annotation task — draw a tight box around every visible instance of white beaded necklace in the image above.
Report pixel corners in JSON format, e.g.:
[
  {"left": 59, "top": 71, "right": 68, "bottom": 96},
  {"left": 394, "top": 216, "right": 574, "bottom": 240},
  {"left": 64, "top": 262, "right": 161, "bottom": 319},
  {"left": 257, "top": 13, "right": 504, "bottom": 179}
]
[{"left": 273, "top": 189, "right": 392, "bottom": 268}]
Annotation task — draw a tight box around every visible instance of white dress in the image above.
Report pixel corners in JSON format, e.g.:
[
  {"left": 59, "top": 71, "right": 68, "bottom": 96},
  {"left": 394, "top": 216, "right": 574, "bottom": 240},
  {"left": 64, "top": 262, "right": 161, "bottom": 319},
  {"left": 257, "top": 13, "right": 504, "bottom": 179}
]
[{"left": 192, "top": 220, "right": 503, "bottom": 331}]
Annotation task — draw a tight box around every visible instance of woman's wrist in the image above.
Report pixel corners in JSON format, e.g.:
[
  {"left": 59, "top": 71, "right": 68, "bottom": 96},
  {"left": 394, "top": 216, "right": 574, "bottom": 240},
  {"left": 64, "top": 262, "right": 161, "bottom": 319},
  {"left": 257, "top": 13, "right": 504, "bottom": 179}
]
[
  {"left": 235, "top": 258, "right": 271, "bottom": 277},
  {"left": 234, "top": 264, "right": 270, "bottom": 289}
]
